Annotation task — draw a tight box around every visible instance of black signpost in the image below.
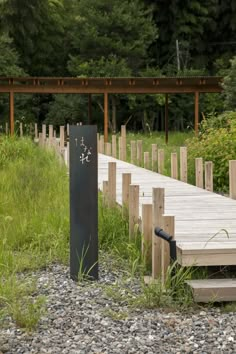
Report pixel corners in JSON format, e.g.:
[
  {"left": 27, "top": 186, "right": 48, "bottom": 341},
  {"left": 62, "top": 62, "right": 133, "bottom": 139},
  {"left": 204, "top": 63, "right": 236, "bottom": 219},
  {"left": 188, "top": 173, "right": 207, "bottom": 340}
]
[{"left": 69, "top": 125, "right": 98, "bottom": 281}]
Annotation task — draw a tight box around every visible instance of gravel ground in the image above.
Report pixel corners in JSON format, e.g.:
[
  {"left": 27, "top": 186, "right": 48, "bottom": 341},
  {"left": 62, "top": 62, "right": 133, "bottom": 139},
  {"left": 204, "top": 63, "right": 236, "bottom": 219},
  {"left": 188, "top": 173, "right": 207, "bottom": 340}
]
[{"left": 1, "top": 257, "right": 236, "bottom": 354}]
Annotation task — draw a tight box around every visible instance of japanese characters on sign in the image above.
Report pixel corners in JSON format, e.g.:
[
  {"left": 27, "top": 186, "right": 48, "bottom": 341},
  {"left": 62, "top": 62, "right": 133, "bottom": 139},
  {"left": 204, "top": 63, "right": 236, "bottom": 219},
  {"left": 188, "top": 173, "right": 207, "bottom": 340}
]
[{"left": 79, "top": 137, "right": 92, "bottom": 164}]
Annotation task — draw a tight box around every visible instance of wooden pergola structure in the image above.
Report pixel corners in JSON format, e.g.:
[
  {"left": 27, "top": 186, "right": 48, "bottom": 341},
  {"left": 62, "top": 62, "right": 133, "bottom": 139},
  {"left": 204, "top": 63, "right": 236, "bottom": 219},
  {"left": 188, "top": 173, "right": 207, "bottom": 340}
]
[{"left": 0, "top": 76, "right": 223, "bottom": 141}]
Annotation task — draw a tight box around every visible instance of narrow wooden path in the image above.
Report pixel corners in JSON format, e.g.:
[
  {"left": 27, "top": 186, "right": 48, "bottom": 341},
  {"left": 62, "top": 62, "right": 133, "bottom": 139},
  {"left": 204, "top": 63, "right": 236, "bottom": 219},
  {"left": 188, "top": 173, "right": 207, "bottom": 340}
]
[{"left": 98, "top": 154, "right": 236, "bottom": 267}]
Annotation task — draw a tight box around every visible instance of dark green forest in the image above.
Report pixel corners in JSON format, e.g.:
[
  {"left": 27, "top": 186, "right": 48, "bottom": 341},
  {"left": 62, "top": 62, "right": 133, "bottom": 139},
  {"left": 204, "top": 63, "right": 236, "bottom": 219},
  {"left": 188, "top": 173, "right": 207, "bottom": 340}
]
[{"left": 1, "top": 0, "right": 236, "bottom": 132}]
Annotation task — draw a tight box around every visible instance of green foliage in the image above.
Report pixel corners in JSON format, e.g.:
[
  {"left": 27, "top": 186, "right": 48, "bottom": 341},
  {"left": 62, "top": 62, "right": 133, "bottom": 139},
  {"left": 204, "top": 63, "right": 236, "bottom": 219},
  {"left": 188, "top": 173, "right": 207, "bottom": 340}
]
[
  {"left": 0, "top": 0, "right": 69, "bottom": 75},
  {"left": 69, "top": 0, "right": 157, "bottom": 72},
  {"left": 187, "top": 112, "right": 236, "bottom": 192},
  {"left": 130, "top": 262, "right": 195, "bottom": 309},
  {"left": 223, "top": 56, "right": 236, "bottom": 110},
  {"left": 0, "top": 34, "right": 25, "bottom": 76},
  {"left": 68, "top": 56, "right": 131, "bottom": 78}
]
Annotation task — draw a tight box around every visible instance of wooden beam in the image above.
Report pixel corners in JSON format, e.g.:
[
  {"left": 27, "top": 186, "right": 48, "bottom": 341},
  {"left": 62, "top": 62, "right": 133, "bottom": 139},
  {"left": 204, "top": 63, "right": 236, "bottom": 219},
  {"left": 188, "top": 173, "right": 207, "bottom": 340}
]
[
  {"left": 165, "top": 93, "right": 168, "bottom": 144},
  {"left": 195, "top": 91, "right": 199, "bottom": 135},
  {"left": 0, "top": 77, "right": 223, "bottom": 94},
  {"left": 9, "top": 91, "right": 14, "bottom": 135},
  {"left": 104, "top": 92, "right": 108, "bottom": 143}
]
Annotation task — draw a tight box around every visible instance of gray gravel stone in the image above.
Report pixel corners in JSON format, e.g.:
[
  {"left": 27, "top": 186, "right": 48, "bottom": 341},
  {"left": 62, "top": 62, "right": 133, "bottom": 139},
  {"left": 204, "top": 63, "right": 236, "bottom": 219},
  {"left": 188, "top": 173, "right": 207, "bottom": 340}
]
[{"left": 1, "top": 256, "right": 236, "bottom": 354}]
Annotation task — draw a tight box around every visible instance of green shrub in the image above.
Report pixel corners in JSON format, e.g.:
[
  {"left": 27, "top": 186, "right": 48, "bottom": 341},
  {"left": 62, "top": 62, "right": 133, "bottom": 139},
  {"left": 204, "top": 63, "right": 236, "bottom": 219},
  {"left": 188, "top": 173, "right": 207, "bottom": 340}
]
[{"left": 187, "top": 112, "right": 236, "bottom": 192}]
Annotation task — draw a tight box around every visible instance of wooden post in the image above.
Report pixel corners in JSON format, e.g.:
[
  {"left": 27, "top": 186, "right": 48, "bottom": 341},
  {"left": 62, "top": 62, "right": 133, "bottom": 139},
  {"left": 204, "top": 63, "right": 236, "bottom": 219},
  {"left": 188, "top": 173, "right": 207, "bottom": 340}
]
[
  {"left": 137, "top": 140, "right": 143, "bottom": 166},
  {"left": 122, "top": 173, "right": 131, "bottom": 217},
  {"left": 118, "top": 136, "right": 122, "bottom": 160},
  {"left": 102, "top": 181, "right": 109, "bottom": 206},
  {"left": 152, "top": 188, "right": 165, "bottom": 279},
  {"left": 20, "top": 122, "right": 23, "bottom": 137},
  {"left": 229, "top": 160, "right": 236, "bottom": 199},
  {"left": 49, "top": 124, "right": 53, "bottom": 144},
  {"left": 60, "top": 126, "right": 65, "bottom": 151},
  {"left": 131, "top": 140, "right": 136, "bottom": 164},
  {"left": 66, "top": 141, "right": 70, "bottom": 168},
  {"left": 180, "top": 147, "right": 187, "bottom": 183},
  {"left": 100, "top": 135, "right": 104, "bottom": 154},
  {"left": 67, "top": 123, "right": 69, "bottom": 137},
  {"left": 104, "top": 92, "right": 109, "bottom": 143},
  {"left": 97, "top": 133, "right": 100, "bottom": 153},
  {"left": 108, "top": 162, "right": 116, "bottom": 207},
  {"left": 112, "top": 135, "right": 117, "bottom": 158},
  {"left": 9, "top": 91, "right": 14, "bottom": 135},
  {"left": 5, "top": 122, "right": 9, "bottom": 135},
  {"left": 165, "top": 93, "right": 169, "bottom": 144},
  {"left": 195, "top": 157, "right": 203, "bottom": 188},
  {"left": 105, "top": 142, "right": 111, "bottom": 156},
  {"left": 205, "top": 161, "right": 213, "bottom": 192},
  {"left": 129, "top": 185, "right": 139, "bottom": 239},
  {"left": 158, "top": 149, "right": 164, "bottom": 174},
  {"left": 195, "top": 91, "right": 199, "bottom": 136},
  {"left": 171, "top": 152, "right": 178, "bottom": 180},
  {"left": 142, "top": 204, "right": 152, "bottom": 268},
  {"left": 144, "top": 152, "right": 150, "bottom": 169},
  {"left": 152, "top": 144, "right": 158, "bottom": 171},
  {"left": 121, "top": 125, "right": 126, "bottom": 161},
  {"left": 34, "top": 123, "right": 38, "bottom": 140},
  {"left": 161, "top": 215, "right": 175, "bottom": 283}
]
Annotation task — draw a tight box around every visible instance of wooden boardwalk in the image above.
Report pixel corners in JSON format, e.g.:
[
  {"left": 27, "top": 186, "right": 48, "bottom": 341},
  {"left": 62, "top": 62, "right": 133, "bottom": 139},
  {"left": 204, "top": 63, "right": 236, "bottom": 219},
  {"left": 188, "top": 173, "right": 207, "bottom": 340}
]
[{"left": 98, "top": 154, "right": 236, "bottom": 267}]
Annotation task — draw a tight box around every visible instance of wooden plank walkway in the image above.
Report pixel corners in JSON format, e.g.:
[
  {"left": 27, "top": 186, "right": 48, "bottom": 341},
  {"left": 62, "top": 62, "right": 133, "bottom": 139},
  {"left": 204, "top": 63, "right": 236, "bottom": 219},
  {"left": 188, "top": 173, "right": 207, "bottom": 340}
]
[{"left": 98, "top": 154, "right": 236, "bottom": 267}]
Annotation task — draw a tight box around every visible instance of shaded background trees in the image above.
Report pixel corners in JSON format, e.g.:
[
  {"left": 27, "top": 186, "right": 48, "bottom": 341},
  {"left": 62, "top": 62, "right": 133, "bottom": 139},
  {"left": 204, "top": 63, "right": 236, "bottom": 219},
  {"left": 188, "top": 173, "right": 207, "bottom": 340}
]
[{"left": 0, "top": 0, "right": 236, "bottom": 131}]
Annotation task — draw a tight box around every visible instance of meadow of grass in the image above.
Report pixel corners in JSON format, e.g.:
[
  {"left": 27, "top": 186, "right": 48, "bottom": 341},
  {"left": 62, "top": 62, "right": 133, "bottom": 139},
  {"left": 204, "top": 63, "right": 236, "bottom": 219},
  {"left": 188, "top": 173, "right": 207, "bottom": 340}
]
[
  {"left": 0, "top": 136, "right": 69, "bottom": 330},
  {"left": 0, "top": 133, "right": 196, "bottom": 330}
]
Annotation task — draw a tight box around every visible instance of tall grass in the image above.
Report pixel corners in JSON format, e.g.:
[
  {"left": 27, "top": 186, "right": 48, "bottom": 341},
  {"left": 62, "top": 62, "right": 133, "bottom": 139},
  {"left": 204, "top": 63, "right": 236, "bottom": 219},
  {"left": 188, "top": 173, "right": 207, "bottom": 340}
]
[
  {"left": 98, "top": 197, "right": 143, "bottom": 276},
  {"left": 0, "top": 136, "right": 69, "bottom": 329}
]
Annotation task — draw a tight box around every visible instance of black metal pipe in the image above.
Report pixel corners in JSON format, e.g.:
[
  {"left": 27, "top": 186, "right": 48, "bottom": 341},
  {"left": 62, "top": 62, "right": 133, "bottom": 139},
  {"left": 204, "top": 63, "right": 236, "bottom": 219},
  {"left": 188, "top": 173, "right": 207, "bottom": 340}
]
[{"left": 154, "top": 227, "right": 177, "bottom": 262}]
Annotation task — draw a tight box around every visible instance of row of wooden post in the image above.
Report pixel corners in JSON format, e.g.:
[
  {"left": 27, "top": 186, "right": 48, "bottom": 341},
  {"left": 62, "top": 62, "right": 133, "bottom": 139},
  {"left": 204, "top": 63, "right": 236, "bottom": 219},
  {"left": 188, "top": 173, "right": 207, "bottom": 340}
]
[
  {"left": 102, "top": 161, "right": 175, "bottom": 282},
  {"left": 100, "top": 129, "right": 236, "bottom": 199},
  {"left": 11, "top": 122, "right": 236, "bottom": 200}
]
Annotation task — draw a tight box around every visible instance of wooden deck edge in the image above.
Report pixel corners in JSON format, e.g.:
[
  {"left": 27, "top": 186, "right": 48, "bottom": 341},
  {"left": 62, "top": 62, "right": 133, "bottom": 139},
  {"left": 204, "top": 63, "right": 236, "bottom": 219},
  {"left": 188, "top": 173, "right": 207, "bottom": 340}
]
[
  {"left": 186, "top": 279, "right": 236, "bottom": 302},
  {"left": 177, "top": 247, "right": 236, "bottom": 266}
]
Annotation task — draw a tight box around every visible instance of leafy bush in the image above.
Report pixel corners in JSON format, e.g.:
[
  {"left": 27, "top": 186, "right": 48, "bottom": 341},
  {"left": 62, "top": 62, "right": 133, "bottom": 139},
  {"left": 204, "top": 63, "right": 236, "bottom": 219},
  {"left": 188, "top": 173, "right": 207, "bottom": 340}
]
[{"left": 187, "top": 111, "right": 236, "bottom": 192}]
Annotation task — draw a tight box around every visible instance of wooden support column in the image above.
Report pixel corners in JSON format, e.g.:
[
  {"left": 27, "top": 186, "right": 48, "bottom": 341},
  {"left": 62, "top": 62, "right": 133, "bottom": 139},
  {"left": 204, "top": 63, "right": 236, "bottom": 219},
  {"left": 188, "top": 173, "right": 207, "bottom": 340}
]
[
  {"left": 104, "top": 92, "right": 109, "bottom": 143},
  {"left": 10, "top": 91, "right": 14, "bottom": 135},
  {"left": 165, "top": 93, "right": 168, "bottom": 144},
  {"left": 229, "top": 160, "right": 236, "bottom": 199},
  {"left": 129, "top": 185, "right": 139, "bottom": 239},
  {"left": 152, "top": 188, "right": 165, "bottom": 279},
  {"left": 205, "top": 161, "right": 213, "bottom": 192},
  {"left": 195, "top": 91, "right": 199, "bottom": 136},
  {"left": 161, "top": 215, "right": 175, "bottom": 283},
  {"left": 122, "top": 173, "right": 131, "bottom": 217},
  {"left": 195, "top": 157, "right": 203, "bottom": 188},
  {"left": 142, "top": 204, "right": 152, "bottom": 268}
]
